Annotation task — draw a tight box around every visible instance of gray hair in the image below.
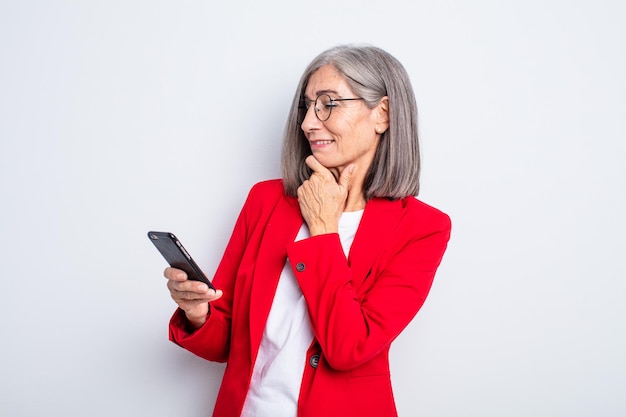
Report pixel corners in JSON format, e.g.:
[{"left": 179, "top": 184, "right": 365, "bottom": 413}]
[{"left": 281, "top": 44, "right": 420, "bottom": 200}]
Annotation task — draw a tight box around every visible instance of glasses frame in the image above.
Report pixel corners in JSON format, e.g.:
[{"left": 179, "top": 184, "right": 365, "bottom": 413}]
[{"left": 299, "top": 94, "right": 364, "bottom": 122}]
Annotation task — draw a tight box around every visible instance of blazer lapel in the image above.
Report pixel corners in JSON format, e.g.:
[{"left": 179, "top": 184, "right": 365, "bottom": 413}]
[
  {"left": 248, "top": 195, "right": 303, "bottom": 360},
  {"left": 348, "top": 198, "right": 404, "bottom": 290}
]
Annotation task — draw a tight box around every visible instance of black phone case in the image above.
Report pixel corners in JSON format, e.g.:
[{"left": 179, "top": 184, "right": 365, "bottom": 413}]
[{"left": 147, "top": 231, "right": 215, "bottom": 289}]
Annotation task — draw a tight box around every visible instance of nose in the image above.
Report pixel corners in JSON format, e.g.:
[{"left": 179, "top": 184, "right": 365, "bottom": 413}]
[{"left": 300, "top": 103, "right": 323, "bottom": 133}]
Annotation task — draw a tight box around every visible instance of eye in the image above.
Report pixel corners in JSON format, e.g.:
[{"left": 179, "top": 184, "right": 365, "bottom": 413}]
[
  {"left": 318, "top": 95, "right": 338, "bottom": 109},
  {"left": 324, "top": 100, "right": 339, "bottom": 109}
]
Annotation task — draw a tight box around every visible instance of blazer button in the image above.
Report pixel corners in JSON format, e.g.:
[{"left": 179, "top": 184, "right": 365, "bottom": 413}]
[
  {"left": 309, "top": 354, "right": 319, "bottom": 368},
  {"left": 296, "top": 262, "right": 306, "bottom": 272}
]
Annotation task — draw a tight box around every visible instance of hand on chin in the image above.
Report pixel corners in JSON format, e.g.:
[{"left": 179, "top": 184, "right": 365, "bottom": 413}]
[{"left": 310, "top": 154, "right": 342, "bottom": 182}]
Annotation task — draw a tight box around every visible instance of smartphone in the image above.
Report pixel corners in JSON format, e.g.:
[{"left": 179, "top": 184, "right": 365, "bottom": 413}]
[{"left": 147, "top": 231, "right": 215, "bottom": 289}]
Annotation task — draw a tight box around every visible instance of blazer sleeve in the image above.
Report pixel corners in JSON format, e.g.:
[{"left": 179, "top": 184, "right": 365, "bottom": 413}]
[
  {"left": 287, "top": 201, "right": 451, "bottom": 371},
  {"left": 168, "top": 182, "right": 272, "bottom": 362}
]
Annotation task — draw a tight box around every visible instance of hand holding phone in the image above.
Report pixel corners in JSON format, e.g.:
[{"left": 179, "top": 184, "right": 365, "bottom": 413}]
[{"left": 148, "top": 231, "right": 215, "bottom": 290}]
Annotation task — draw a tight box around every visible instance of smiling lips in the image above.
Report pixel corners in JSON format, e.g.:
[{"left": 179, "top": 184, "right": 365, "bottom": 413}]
[{"left": 310, "top": 140, "right": 334, "bottom": 147}]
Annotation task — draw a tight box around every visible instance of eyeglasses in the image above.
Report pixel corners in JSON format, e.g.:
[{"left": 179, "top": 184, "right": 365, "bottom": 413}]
[{"left": 299, "top": 94, "right": 364, "bottom": 123}]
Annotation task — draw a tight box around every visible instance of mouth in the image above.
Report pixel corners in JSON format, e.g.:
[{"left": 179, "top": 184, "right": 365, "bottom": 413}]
[{"left": 309, "top": 139, "right": 335, "bottom": 147}]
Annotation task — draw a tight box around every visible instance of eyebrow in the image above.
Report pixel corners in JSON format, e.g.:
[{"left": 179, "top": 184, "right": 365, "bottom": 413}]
[{"left": 303, "top": 89, "right": 340, "bottom": 100}]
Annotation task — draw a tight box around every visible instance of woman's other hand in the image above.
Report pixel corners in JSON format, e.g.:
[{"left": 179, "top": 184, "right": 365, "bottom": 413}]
[
  {"left": 164, "top": 267, "right": 223, "bottom": 329},
  {"left": 297, "top": 155, "right": 354, "bottom": 236}
]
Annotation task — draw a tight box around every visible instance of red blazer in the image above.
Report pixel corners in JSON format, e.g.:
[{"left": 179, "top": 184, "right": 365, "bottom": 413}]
[{"left": 170, "top": 179, "right": 451, "bottom": 417}]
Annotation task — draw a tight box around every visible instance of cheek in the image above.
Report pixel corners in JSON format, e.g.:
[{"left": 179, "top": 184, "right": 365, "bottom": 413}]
[
  {"left": 335, "top": 116, "right": 366, "bottom": 138},
  {"left": 328, "top": 110, "right": 377, "bottom": 142}
]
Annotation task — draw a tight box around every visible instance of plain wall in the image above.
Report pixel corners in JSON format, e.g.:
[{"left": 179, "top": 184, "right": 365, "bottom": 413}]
[{"left": 1, "top": 1, "right": 625, "bottom": 416}]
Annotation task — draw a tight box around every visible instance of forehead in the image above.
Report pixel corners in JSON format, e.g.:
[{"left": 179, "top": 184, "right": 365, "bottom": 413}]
[{"left": 304, "top": 64, "right": 354, "bottom": 98}]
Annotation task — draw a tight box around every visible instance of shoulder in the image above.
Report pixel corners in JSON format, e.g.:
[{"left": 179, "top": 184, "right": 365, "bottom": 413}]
[
  {"left": 404, "top": 197, "right": 450, "bottom": 223},
  {"left": 241, "top": 179, "right": 292, "bottom": 213},
  {"left": 247, "top": 179, "right": 285, "bottom": 198},
  {"left": 364, "top": 196, "right": 451, "bottom": 245},
  {"left": 398, "top": 196, "right": 452, "bottom": 236}
]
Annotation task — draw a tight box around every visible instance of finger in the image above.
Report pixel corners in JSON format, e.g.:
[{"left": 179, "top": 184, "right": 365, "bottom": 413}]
[
  {"left": 182, "top": 288, "right": 223, "bottom": 303},
  {"left": 164, "top": 267, "right": 188, "bottom": 281},
  {"left": 169, "top": 278, "right": 211, "bottom": 294},
  {"left": 305, "top": 155, "right": 332, "bottom": 176},
  {"left": 209, "top": 289, "right": 224, "bottom": 302},
  {"left": 168, "top": 285, "right": 213, "bottom": 303}
]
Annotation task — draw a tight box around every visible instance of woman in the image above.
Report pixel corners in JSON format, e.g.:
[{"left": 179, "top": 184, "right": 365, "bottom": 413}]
[{"left": 164, "top": 44, "right": 451, "bottom": 417}]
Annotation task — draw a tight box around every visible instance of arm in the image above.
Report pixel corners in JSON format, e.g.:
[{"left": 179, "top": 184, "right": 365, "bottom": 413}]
[
  {"left": 168, "top": 184, "right": 263, "bottom": 362},
  {"left": 287, "top": 207, "right": 451, "bottom": 371}
]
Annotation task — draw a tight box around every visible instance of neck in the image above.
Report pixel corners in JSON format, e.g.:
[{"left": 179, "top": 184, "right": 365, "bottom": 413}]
[
  {"left": 330, "top": 163, "right": 369, "bottom": 212},
  {"left": 344, "top": 181, "right": 366, "bottom": 212}
]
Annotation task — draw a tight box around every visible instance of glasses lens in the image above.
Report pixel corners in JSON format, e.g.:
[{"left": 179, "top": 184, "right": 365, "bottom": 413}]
[{"left": 315, "top": 94, "right": 332, "bottom": 122}]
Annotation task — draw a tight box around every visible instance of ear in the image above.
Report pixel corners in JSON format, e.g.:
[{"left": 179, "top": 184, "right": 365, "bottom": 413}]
[{"left": 374, "top": 96, "right": 390, "bottom": 135}]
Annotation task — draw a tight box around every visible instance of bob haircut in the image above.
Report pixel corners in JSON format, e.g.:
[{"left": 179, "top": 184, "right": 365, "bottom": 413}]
[{"left": 281, "top": 44, "right": 421, "bottom": 200}]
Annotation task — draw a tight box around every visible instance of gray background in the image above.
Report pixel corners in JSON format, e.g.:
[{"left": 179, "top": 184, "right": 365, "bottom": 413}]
[{"left": 1, "top": 1, "right": 625, "bottom": 416}]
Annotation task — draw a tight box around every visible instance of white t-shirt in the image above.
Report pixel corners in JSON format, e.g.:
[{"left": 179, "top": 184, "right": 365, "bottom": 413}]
[{"left": 240, "top": 210, "right": 364, "bottom": 417}]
